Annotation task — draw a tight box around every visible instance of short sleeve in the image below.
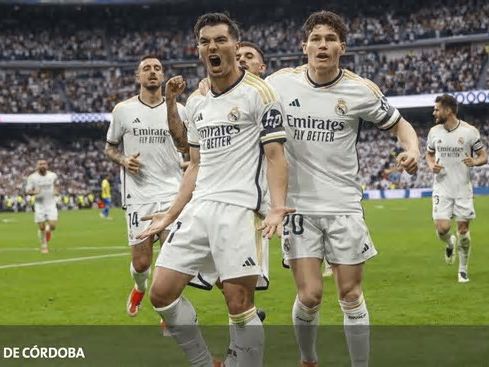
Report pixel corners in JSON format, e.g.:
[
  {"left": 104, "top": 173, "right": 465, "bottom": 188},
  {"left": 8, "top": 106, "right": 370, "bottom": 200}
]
[
  {"left": 252, "top": 81, "right": 286, "bottom": 145},
  {"left": 184, "top": 97, "right": 200, "bottom": 148},
  {"left": 472, "top": 128, "right": 484, "bottom": 151},
  {"left": 427, "top": 128, "right": 435, "bottom": 153},
  {"left": 358, "top": 80, "right": 401, "bottom": 130},
  {"left": 107, "top": 104, "right": 124, "bottom": 144}
]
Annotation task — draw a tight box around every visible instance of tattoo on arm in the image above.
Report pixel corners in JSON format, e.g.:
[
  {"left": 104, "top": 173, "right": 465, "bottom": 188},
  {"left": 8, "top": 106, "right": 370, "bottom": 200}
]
[
  {"left": 105, "top": 143, "right": 126, "bottom": 166},
  {"left": 167, "top": 101, "right": 188, "bottom": 153}
]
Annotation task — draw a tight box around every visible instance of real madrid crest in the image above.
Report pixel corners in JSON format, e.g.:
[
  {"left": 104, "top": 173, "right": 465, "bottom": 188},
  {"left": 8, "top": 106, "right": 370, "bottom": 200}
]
[
  {"left": 335, "top": 98, "right": 348, "bottom": 116},
  {"left": 227, "top": 106, "right": 240, "bottom": 122},
  {"left": 458, "top": 137, "right": 464, "bottom": 145}
]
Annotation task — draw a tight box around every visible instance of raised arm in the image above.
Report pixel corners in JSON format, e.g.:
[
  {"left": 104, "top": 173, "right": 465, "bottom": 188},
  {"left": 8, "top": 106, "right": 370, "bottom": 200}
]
[{"left": 165, "top": 76, "right": 188, "bottom": 153}]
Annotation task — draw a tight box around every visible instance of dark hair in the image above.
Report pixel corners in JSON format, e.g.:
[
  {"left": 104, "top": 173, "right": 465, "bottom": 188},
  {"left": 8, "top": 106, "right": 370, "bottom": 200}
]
[
  {"left": 240, "top": 41, "right": 266, "bottom": 63},
  {"left": 302, "top": 10, "right": 347, "bottom": 43},
  {"left": 435, "top": 94, "right": 458, "bottom": 114},
  {"left": 194, "top": 12, "right": 240, "bottom": 41},
  {"left": 139, "top": 54, "right": 161, "bottom": 63}
]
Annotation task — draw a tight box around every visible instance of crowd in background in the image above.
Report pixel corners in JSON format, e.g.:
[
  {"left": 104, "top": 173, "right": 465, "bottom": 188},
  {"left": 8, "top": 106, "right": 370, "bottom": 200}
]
[
  {"left": 2, "top": 122, "right": 488, "bottom": 211},
  {"left": 1, "top": 0, "right": 488, "bottom": 61}
]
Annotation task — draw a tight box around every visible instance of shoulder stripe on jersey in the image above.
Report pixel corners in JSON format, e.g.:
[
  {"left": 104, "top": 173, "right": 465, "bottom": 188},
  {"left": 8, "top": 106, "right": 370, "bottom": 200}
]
[
  {"left": 243, "top": 78, "right": 274, "bottom": 105},
  {"left": 244, "top": 73, "right": 275, "bottom": 102},
  {"left": 343, "top": 71, "right": 383, "bottom": 98}
]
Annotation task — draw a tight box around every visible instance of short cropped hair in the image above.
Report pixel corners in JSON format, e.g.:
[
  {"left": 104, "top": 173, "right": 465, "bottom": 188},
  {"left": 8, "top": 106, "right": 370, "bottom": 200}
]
[
  {"left": 240, "top": 41, "right": 265, "bottom": 63},
  {"left": 194, "top": 12, "right": 240, "bottom": 41},
  {"left": 435, "top": 94, "right": 458, "bottom": 114},
  {"left": 302, "top": 10, "right": 347, "bottom": 43},
  {"left": 139, "top": 54, "right": 161, "bottom": 63}
]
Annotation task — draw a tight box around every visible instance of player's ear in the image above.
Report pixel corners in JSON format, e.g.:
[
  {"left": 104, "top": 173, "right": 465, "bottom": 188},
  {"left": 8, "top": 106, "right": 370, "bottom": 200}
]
[
  {"left": 339, "top": 41, "right": 346, "bottom": 56},
  {"left": 301, "top": 41, "right": 307, "bottom": 55},
  {"left": 135, "top": 70, "right": 141, "bottom": 85}
]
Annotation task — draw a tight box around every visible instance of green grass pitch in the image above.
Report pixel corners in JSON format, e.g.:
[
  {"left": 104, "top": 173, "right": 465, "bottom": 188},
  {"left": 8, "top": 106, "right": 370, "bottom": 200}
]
[{"left": 1, "top": 197, "right": 489, "bottom": 327}]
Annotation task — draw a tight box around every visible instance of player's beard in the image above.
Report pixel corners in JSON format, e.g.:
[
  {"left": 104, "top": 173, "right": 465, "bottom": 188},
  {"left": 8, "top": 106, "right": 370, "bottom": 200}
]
[
  {"left": 144, "top": 83, "right": 162, "bottom": 92},
  {"left": 38, "top": 168, "right": 47, "bottom": 175},
  {"left": 437, "top": 116, "right": 447, "bottom": 124}
]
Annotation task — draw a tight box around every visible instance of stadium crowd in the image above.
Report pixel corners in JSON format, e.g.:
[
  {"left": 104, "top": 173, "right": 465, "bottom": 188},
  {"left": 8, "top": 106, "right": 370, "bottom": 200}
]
[
  {"left": 1, "top": 0, "right": 488, "bottom": 61},
  {"left": 1, "top": 43, "right": 487, "bottom": 114},
  {"left": 2, "top": 122, "right": 488, "bottom": 211}
]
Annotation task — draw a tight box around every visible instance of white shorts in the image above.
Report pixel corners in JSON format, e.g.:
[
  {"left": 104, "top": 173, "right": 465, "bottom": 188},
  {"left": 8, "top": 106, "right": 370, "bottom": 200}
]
[
  {"left": 155, "top": 199, "right": 262, "bottom": 282},
  {"left": 125, "top": 201, "right": 171, "bottom": 246},
  {"left": 432, "top": 195, "right": 475, "bottom": 221},
  {"left": 281, "top": 213, "right": 377, "bottom": 265},
  {"left": 34, "top": 204, "right": 58, "bottom": 223},
  {"left": 189, "top": 235, "right": 269, "bottom": 291}
]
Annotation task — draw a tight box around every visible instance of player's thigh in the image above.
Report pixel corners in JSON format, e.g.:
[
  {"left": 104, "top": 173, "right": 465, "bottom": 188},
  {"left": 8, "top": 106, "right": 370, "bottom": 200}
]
[
  {"left": 289, "top": 257, "right": 323, "bottom": 296},
  {"left": 282, "top": 214, "right": 324, "bottom": 260},
  {"left": 454, "top": 197, "right": 476, "bottom": 222},
  {"left": 324, "top": 214, "right": 376, "bottom": 265},
  {"left": 432, "top": 195, "right": 454, "bottom": 220},
  {"left": 333, "top": 263, "right": 364, "bottom": 300},
  {"left": 208, "top": 202, "right": 262, "bottom": 281},
  {"left": 155, "top": 200, "right": 211, "bottom": 277}
]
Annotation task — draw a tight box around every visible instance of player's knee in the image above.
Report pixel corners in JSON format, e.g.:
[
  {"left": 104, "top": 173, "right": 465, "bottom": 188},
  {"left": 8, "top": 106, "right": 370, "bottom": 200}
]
[
  {"left": 298, "top": 287, "right": 323, "bottom": 308},
  {"left": 225, "top": 292, "right": 254, "bottom": 315},
  {"left": 49, "top": 224, "right": 56, "bottom": 231},
  {"left": 149, "top": 286, "right": 176, "bottom": 308},
  {"left": 338, "top": 284, "right": 362, "bottom": 302},
  {"left": 132, "top": 257, "right": 151, "bottom": 273},
  {"left": 457, "top": 225, "right": 469, "bottom": 235},
  {"left": 436, "top": 225, "right": 450, "bottom": 236}
]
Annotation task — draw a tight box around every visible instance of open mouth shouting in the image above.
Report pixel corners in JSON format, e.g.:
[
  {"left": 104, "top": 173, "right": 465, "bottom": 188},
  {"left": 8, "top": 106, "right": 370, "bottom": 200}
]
[
  {"left": 317, "top": 52, "right": 329, "bottom": 61},
  {"left": 209, "top": 54, "right": 222, "bottom": 67}
]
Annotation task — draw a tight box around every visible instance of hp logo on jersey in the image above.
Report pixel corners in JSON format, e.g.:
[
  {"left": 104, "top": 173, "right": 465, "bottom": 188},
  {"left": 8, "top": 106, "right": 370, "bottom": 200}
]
[{"left": 262, "top": 108, "right": 283, "bottom": 128}]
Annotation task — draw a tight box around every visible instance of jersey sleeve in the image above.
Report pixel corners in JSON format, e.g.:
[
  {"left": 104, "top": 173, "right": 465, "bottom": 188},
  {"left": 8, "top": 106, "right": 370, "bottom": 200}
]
[
  {"left": 358, "top": 80, "right": 401, "bottom": 130},
  {"left": 426, "top": 128, "right": 436, "bottom": 153},
  {"left": 25, "top": 175, "right": 34, "bottom": 192},
  {"left": 184, "top": 96, "right": 200, "bottom": 148},
  {"left": 253, "top": 81, "right": 287, "bottom": 145},
  {"left": 471, "top": 128, "right": 484, "bottom": 152},
  {"left": 106, "top": 104, "right": 124, "bottom": 144}
]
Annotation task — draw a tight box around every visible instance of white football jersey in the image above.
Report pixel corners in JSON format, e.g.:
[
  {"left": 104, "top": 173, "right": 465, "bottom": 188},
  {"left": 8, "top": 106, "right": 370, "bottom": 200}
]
[
  {"left": 107, "top": 96, "right": 184, "bottom": 206},
  {"left": 266, "top": 66, "right": 401, "bottom": 215},
  {"left": 185, "top": 71, "right": 286, "bottom": 210},
  {"left": 26, "top": 171, "right": 58, "bottom": 207},
  {"left": 427, "top": 120, "right": 484, "bottom": 198}
]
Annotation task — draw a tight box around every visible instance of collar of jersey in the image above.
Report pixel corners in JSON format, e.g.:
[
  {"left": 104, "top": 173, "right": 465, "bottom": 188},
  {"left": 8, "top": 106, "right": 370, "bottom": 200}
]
[
  {"left": 444, "top": 119, "right": 460, "bottom": 132},
  {"left": 210, "top": 70, "right": 246, "bottom": 97},
  {"left": 305, "top": 68, "right": 344, "bottom": 88},
  {"left": 138, "top": 95, "right": 165, "bottom": 109}
]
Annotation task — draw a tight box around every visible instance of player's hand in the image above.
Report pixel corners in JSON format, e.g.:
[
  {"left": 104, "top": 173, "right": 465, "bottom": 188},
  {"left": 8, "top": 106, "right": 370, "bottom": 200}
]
[
  {"left": 462, "top": 154, "right": 476, "bottom": 167},
  {"left": 257, "top": 207, "right": 296, "bottom": 239},
  {"left": 396, "top": 150, "right": 419, "bottom": 175},
  {"left": 198, "top": 78, "right": 211, "bottom": 96},
  {"left": 432, "top": 163, "right": 444, "bottom": 173},
  {"left": 136, "top": 212, "right": 174, "bottom": 240},
  {"left": 123, "top": 152, "right": 141, "bottom": 175},
  {"left": 165, "top": 76, "right": 186, "bottom": 100}
]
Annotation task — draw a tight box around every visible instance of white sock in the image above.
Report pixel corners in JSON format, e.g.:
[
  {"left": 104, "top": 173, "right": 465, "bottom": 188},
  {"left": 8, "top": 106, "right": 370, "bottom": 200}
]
[
  {"left": 229, "top": 307, "right": 264, "bottom": 367},
  {"left": 292, "top": 296, "right": 320, "bottom": 363},
  {"left": 154, "top": 297, "right": 213, "bottom": 367},
  {"left": 38, "top": 230, "right": 47, "bottom": 246},
  {"left": 436, "top": 231, "right": 453, "bottom": 248},
  {"left": 130, "top": 262, "right": 150, "bottom": 292},
  {"left": 225, "top": 318, "right": 238, "bottom": 367},
  {"left": 339, "top": 294, "right": 370, "bottom": 367},
  {"left": 457, "top": 232, "right": 471, "bottom": 273}
]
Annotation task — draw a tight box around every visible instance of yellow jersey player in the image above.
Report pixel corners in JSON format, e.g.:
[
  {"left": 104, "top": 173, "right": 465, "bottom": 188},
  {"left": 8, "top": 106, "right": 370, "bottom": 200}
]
[
  {"left": 100, "top": 175, "right": 112, "bottom": 219},
  {"left": 266, "top": 11, "right": 419, "bottom": 367},
  {"left": 25, "top": 159, "right": 59, "bottom": 254},
  {"left": 427, "top": 94, "right": 487, "bottom": 283}
]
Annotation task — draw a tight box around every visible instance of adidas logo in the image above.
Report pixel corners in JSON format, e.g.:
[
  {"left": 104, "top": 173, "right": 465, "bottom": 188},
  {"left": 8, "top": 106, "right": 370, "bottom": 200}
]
[
  {"left": 131, "top": 118, "right": 141, "bottom": 124},
  {"left": 196, "top": 112, "right": 203, "bottom": 122},
  {"left": 242, "top": 257, "right": 256, "bottom": 267},
  {"left": 361, "top": 243, "right": 370, "bottom": 254},
  {"left": 289, "top": 98, "right": 301, "bottom": 107}
]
